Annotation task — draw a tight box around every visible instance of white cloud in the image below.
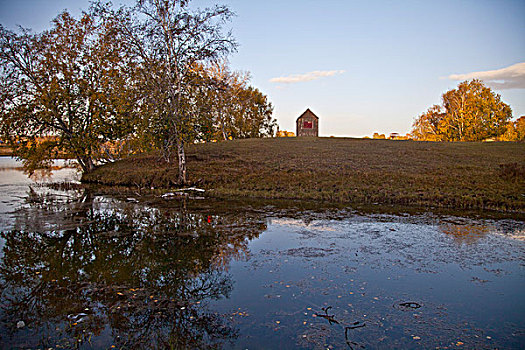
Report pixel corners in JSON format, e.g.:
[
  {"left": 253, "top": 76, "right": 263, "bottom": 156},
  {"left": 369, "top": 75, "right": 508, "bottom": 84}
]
[
  {"left": 448, "top": 62, "right": 525, "bottom": 90},
  {"left": 270, "top": 70, "right": 345, "bottom": 84}
]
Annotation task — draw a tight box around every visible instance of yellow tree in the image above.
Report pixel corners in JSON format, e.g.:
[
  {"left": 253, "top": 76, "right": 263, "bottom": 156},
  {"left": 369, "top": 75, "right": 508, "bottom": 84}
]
[
  {"left": 516, "top": 116, "right": 525, "bottom": 140},
  {"left": 205, "top": 61, "right": 275, "bottom": 140},
  {"left": 411, "top": 105, "right": 444, "bottom": 141},
  {"left": 412, "top": 80, "right": 512, "bottom": 141}
]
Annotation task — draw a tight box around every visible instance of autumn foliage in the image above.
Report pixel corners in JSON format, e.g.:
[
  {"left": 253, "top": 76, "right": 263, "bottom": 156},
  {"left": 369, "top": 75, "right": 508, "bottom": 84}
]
[
  {"left": 412, "top": 80, "right": 513, "bottom": 141},
  {"left": 0, "top": 11, "right": 138, "bottom": 173},
  {"left": 0, "top": 0, "right": 275, "bottom": 179}
]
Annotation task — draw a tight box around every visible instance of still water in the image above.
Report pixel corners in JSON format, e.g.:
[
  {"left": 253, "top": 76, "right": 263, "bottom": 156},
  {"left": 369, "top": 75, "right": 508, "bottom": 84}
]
[{"left": 0, "top": 157, "right": 524, "bottom": 349}]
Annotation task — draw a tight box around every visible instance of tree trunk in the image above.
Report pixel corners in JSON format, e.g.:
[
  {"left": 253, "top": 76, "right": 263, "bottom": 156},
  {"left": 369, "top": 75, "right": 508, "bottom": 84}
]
[
  {"left": 78, "top": 155, "right": 96, "bottom": 174},
  {"left": 162, "top": 137, "right": 174, "bottom": 163},
  {"left": 177, "top": 140, "right": 187, "bottom": 185},
  {"left": 219, "top": 106, "right": 228, "bottom": 140},
  {"left": 221, "top": 122, "right": 228, "bottom": 140}
]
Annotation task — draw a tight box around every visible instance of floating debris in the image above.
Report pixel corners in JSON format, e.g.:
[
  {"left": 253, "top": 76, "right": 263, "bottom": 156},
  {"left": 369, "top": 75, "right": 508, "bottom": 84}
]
[
  {"left": 395, "top": 302, "right": 422, "bottom": 310},
  {"left": 314, "top": 306, "right": 339, "bottom": 325},
  {"left": 161, "top": 188, "right": 206, "bottom": 199},
  {"left": 179, "top": 187, "right": 205, "bottom": 192},
  {"left": 471, "top": 277, "right": 490, "bottom": 284},
  {"left": 68, "top": 313, "right": 88, "bottom": 321},
  {"left": 345, "top": 323, "right": 366, "bottom": 350},
  {"left": 345, "top": 321, "right": 366, "bottom": 330}
]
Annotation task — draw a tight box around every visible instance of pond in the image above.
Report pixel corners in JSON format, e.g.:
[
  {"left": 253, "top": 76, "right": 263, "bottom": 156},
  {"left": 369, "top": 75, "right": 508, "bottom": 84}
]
[{"left": 0, "top": 157, "right": 524, "bottom": 349}]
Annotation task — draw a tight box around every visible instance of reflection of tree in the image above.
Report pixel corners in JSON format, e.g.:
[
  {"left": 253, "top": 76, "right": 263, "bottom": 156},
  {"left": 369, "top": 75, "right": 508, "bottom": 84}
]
[
  {"left": 0, "top": 191, "right": 265, "bottom": 348},
  {"left": 440, "top": 224, "right": 489, "bottom": 245}
]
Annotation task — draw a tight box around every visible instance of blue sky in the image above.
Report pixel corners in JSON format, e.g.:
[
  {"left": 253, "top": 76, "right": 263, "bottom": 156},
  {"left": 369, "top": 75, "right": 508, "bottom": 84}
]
[{"left": 1, "top": 0, "right": 524, "bottom": 137}]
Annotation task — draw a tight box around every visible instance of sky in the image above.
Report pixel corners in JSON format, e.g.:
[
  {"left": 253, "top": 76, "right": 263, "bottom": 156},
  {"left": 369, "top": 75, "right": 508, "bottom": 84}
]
[{"left": 1, "top": 0, "right": 524, "bottom": 137}]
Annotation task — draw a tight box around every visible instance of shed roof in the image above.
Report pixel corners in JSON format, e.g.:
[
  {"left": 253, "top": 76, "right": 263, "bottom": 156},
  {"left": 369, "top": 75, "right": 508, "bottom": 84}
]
[{"left": 296, "top": 108, "right": 319, "bottom": 121}]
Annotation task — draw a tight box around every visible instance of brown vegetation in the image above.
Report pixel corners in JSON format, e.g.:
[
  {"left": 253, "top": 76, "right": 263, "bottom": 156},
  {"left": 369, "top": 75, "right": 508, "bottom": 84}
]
[{"left": 82, "top": 138, "right": 525, "bottom": 213}]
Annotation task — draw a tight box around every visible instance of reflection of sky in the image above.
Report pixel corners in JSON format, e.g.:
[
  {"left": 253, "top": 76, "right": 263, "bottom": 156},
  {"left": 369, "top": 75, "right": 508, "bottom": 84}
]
[
  {"left": 0, "top": 157, "right": 81, "bottom": 256},
  {"left": 213, "top": 214, "right": 525, "bottom": 349},
  {"left": 270, "top": 218, "right": 338, "bottom": 232},
  {"left": 0, "top": 157, "right": 23, "bottom": 169}
]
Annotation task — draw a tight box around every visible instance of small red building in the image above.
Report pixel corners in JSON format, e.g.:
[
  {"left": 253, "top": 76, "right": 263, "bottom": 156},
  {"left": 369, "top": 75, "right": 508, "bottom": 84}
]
[{"left": 296, "top": 108, "right": 319, "bottom": 137}]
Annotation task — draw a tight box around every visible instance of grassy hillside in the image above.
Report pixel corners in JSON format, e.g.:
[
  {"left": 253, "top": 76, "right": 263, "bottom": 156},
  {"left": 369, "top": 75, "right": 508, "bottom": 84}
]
[{"left": 82, "top": 138, "right": 525, "bottom": 212}]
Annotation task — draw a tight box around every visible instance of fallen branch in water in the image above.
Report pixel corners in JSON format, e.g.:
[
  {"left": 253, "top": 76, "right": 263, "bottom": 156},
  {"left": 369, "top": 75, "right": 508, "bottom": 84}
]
[
  {"left": 313, "top": 305, "right": 366, "bottom": 349},
  {"left": 314, "top": 306, "right": 339, "bottom": 325},
  {"left": 177, "top": 187, "right": 205, "bottom": 192}
]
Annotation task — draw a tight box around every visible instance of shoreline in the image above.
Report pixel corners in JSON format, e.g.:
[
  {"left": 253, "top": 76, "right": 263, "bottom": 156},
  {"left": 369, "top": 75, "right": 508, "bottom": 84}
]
[{"left": 82, "top": 184, "right": 525, "bottom": 221}]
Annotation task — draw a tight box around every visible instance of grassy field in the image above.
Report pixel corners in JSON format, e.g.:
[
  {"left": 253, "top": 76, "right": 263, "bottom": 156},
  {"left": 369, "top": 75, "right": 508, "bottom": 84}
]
[{"left": 82, "top": 138, "right": 525, "bottom": 213}]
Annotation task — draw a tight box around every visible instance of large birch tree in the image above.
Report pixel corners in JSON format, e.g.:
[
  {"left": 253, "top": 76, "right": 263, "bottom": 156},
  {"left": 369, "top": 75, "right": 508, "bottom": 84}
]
[{"left": 116, "top": 0, "right": 237, "bottom": 185}]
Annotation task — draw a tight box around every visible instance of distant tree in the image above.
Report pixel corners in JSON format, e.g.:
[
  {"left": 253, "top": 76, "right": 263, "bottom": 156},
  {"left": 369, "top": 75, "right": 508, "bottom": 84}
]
[
  {"left": 410, "top": 105, "right": 444, "bottom": 141},
  {"left": 111, "top": 0, "right": 237, "bottom": 185},
  {"left": 204, "top": 61, "right": 276, "bottom": 141},
  {"left": 372, "top": 132, "right": 386, "bottom": 139},
  {"left": 412, "top": 80, "right": 512, "bottom": 141},
  {"left": 237, "top": 85, "right": 276, "bottom": 138},
  {"left": 516, "top": 116, "right": 525, "bottom": 141},
  {"left": 500, "top": 121, "right": 518, "bottom": 141},
  {"left": 205, "top": 61, "right": 248, "bottom": 141},
  {"left": 132, "top": 58, "right": 275, "bottom": 146},
  {"left": 0, "top": 9, "right": 138, "bottom": 173},
  {"left": 500, "top": 116, "right": 525, "bottom": 141}
]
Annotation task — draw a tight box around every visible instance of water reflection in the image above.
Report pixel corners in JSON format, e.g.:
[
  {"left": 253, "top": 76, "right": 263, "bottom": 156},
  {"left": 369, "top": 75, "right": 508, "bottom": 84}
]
[
  {"left": 1, "top": 159, "right": 524, "bottom": 349},
  {"left": 0, "top": 157, "right": 78, "bottom": 183},
  {"left": 0, "top": 190, "right": 266, "bottom": 349},
  {"left": 440, "top": 224, "right": 489, "bottom": 244}
]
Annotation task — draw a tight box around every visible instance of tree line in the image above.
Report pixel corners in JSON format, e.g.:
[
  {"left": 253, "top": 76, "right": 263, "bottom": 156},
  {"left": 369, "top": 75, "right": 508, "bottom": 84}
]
[{"left": 0, "top": 0, "right": 276, "bottom": 182}]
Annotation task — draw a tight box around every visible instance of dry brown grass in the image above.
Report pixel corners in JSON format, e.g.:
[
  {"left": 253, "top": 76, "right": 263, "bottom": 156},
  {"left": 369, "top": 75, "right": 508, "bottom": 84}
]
[{"left": 82, "top": 138, "right": 525, "bottom": 212}]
